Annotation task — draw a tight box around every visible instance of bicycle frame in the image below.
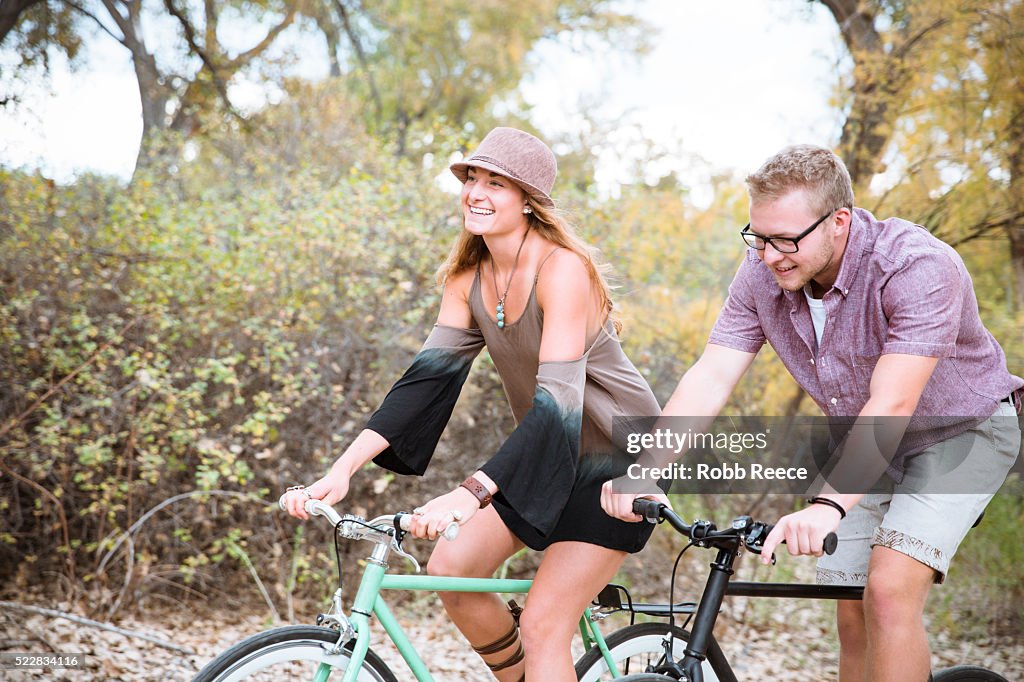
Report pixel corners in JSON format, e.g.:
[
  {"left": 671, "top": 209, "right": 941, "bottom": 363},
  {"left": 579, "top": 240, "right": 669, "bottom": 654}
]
[
  {"left": 612, "top": 500, "right": 866, "bottom": 682},
  {"left": 317, "top": 543, "right": 623, "bottom": 682},
  {"left": 658, "top": 545, "right": 866, "bottom": 682}
]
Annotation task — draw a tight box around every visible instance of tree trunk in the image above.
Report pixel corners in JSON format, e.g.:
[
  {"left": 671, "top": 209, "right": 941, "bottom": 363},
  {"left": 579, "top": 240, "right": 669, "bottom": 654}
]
[
  {"left": 0, "top": 0, "right": 42, "bottom": 46},
  {"left": 131, "top": 48, "right": 173, "bottom": 171},
  {"left": 1006, "top": 104, "right": 1024, "bottom": 313},
  {"left": 818, "top": 0, "right": 906, "bottom": 189}
]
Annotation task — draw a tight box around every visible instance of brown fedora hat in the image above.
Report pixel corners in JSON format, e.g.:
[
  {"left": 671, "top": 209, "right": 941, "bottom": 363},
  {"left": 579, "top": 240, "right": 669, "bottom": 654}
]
[{"left": 450, "top": 127, "right": 557, "bottom": 207}]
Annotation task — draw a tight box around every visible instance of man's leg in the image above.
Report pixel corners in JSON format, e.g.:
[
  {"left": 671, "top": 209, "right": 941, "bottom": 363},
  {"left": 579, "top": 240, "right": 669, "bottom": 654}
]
[
  {"left": 817, "top": 495, "right": 882, "bottom": 682},
  {"left": 863, "top": 545, "right": 936, "bottom": 682},
  {"left": 836, "top": 600, "right": 867, "bottom": 681}
]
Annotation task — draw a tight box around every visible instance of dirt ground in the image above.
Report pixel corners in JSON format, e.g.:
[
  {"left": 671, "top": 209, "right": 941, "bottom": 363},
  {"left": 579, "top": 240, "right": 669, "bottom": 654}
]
[{"left": 1, "top": 593, "right": 1021, "bottom": 681}]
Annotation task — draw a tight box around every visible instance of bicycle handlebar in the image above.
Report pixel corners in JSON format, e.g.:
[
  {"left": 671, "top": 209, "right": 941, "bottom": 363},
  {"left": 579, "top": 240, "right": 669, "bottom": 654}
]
[
  {"left": 277, "top": 495, "right": 459, "bottom": 542},
  {"left": 632, "top": 498, "right": 837, "bottom": 556}
]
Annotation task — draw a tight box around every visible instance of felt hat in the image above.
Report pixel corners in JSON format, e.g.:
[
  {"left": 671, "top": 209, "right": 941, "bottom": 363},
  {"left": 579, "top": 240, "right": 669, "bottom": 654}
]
[{"left": 449, "top": 127, "right": 557, "bottom": 207}]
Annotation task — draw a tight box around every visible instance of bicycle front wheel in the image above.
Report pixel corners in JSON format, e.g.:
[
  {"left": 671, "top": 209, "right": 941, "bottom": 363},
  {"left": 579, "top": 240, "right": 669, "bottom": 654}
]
[
  {"left": 575, "top": 622, "right": 720, "bottom": 681},
  {"left": 933, "top": 665, "right": 1009, "bottom": 682},
  {"left": 193, "top": 625, "right": 398, "bottom": 682}
]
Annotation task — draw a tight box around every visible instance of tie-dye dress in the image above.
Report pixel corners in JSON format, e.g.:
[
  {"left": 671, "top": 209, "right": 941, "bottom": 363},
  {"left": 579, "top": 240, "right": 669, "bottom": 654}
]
[{"left": 367, "top": 259, "right": 662, "bottom": 552}]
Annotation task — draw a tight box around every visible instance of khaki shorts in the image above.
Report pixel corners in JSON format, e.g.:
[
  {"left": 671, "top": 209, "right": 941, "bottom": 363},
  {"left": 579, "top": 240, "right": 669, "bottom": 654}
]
[{"left": 817, "top": 402, "right": 1021, "bottom": 585}]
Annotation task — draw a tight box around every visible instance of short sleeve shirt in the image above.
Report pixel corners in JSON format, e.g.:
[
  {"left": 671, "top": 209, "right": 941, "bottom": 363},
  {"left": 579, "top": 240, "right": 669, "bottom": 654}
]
[{"left": 708, "top": 208, "right": 1023, "bottom": 475}]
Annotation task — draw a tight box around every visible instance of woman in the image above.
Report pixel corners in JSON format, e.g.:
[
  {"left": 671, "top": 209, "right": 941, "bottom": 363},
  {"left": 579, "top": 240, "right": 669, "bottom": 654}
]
[{"left": 282, "top": 126, "right": 666, "bottom": 682}]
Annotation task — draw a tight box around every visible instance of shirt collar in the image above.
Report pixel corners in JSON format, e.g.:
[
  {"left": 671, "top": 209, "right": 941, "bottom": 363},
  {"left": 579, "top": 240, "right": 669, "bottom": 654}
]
[{"left": 831, "top": 207, "right": 868, "bottom": 298}]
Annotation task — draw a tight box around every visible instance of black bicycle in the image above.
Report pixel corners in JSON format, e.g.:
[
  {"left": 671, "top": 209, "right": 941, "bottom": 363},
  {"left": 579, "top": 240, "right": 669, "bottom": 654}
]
[{"left": 573, "top": 499, "right": 1008, "bottom": 682}]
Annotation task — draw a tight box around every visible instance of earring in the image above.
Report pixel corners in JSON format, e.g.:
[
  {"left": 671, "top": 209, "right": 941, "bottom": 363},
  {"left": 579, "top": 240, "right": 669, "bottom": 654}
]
[{"left": 522, "top": 206, "right": 533, "bottom": 214}]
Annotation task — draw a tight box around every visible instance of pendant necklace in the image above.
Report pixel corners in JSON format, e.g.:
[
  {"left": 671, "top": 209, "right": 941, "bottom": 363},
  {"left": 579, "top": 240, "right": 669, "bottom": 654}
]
[{"left": 490, "top": 230, "right": 530, "bottom": 329}]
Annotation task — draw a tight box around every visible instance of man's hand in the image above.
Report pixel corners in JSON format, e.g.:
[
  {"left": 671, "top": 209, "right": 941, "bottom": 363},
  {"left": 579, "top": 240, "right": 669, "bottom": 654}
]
[{"left": 761, "top": 504, "right": 843, "bottom": 565}]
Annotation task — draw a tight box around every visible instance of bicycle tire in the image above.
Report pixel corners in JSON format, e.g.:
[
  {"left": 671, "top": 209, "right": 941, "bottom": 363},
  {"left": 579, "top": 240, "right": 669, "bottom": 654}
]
[
  {"left": 575, "top": 622, "right": 720, "bottom": 681},
  {"left": 193, "top": 625, "right": 398, "bottom": 682},
  {"left": 616, "top": 676, "right": 678, "bottom": 681},
  {"left": 932, "top": 665, "right": 1009, "bottom": 682}
]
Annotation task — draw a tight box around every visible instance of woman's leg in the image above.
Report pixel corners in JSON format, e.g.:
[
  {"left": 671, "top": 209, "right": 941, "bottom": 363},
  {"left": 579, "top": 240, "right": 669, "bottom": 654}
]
[
  {"left": 427, "top": 505, "right": 527, "bottom": 681},
  {"left": 519, "top": 541, "right": 628, "bottom": 682}
]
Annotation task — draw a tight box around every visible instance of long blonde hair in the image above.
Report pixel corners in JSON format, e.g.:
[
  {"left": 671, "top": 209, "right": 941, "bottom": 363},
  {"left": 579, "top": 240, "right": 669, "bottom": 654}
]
[{"left": 436, "top": 195, "right": 621, "bottom": 332}]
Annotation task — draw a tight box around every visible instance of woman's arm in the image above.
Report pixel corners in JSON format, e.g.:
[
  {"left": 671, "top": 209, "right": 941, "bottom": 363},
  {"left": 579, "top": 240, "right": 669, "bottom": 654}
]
[{"left": 284, "top": 270, "right": 479, "bottom": 519}]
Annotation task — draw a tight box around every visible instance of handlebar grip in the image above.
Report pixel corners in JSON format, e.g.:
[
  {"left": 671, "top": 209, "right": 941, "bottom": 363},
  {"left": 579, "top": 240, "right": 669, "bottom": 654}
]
[
  {"left": 631, "top": 497, "right": 664, "bottom": 522},
  {"left": 396, "top": 512, "right": 459, "bottom": 541},
  {"left": 762, "top": 525, "right": 839, "bottom": 556}
]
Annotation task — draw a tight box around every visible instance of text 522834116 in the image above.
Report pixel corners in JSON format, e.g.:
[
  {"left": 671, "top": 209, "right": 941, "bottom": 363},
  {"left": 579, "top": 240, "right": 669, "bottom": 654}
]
[{"left": 0, "top": 653, "right": 85, "bottom": 669}]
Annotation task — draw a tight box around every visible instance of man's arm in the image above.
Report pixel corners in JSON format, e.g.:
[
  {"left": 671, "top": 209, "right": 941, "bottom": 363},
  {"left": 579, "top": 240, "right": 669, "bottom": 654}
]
[
  {"left": 663, "top": 343, "right": 758, "bottom": 418},
  {"left": 601, "top": 343, "right": 757, "bottom": 521},
  {"left": 760, "top": 353, "right": 940, "bottom": 562}
]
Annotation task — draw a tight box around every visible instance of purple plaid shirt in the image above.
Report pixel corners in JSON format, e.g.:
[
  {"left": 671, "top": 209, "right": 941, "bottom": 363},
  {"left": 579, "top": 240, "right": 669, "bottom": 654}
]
[{"left": 709, "top": 208, "right": 1023, "bottom": 478}]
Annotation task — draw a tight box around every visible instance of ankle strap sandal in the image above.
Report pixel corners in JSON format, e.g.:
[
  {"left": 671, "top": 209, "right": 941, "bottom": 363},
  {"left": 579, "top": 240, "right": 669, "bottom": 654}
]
[{"left": 472, "top": 600, "right": 526, "bottom": 675}]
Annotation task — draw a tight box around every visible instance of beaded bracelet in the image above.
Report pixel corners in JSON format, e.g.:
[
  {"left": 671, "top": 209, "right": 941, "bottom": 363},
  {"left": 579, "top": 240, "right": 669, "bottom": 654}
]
[{"left": 806, "top": 496, "right": 846, "bottom": 519}]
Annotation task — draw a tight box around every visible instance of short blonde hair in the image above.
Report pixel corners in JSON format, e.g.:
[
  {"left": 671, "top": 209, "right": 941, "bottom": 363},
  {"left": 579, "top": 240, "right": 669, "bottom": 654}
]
[{"left": 745, "top": 145, "right": 854, "bottom": 216}]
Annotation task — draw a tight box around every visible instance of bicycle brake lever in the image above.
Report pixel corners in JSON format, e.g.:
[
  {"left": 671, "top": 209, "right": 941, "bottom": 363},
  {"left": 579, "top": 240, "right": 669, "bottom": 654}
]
[{"left": 391, "top": 536, "right": 421, "bottom": 573}]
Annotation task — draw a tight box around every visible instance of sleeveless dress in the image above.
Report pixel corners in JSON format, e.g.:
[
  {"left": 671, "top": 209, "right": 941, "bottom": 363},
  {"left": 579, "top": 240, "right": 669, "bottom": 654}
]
[{"left": 367, "top": 252, "right": 662, "bottom": 552}]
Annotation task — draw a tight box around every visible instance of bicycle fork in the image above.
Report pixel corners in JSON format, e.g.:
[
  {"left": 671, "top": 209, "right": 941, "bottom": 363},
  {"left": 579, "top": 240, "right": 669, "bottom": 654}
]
[{"left": 319, "top": 543, "right": 391, "bottom": 682}]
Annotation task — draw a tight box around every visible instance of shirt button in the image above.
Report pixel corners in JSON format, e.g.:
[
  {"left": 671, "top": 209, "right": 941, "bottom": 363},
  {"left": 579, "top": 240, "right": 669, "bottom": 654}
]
[
  {"left": 809, "top": 358, "right": 815, "bottom": 365},
  {"left": 830, "top": 397, "right": 838, "bottom": 405}
]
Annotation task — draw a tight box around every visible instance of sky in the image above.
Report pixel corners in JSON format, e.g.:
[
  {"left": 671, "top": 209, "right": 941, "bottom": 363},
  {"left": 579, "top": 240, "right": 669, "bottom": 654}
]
[{"left": 0, "top": 0, "right": 846, "bottom": 202}]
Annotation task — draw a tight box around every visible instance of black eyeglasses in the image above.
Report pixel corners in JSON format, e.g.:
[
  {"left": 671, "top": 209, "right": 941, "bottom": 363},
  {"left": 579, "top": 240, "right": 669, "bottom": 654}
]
[{"left": 740, "top": 210, "right": 837, "bottom": 254}]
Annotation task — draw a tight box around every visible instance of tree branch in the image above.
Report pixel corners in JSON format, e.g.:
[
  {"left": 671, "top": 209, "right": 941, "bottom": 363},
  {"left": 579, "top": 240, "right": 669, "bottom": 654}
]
[
  {"left": 66, "top": 0, "right": 124, "bottom": 44},
  {"left": 946, "top": 212, "right": 1024, "bottom": 247},
  {"left": 334, "top": 0, "right": 383, "bottom": 124},
  {"left": 229, "top": 4, "right": 298, "bottom": 67},
  {"left": 98, "top": 0, "right": 134, "bottom": 47},
  {"left": 0, "top": 601, "right": 195, "bottom": 654},
  {"left": 0, "top": 460, "right": 76, "bottom": 596},
  {"left": 161, "top": 0, "right": 230, "bottom": 106}
]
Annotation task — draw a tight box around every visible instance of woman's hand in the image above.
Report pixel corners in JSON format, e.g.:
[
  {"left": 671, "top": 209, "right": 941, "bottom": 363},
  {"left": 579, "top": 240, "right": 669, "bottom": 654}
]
[
  {"left": 282, "top": 472, "right": 351, "bottom": 521},
  {"left": 600, "top": 479, "right": 672, "bottom": 522},
  {"left": 407, "top": 486, "right": 480, "bottom": 540}
]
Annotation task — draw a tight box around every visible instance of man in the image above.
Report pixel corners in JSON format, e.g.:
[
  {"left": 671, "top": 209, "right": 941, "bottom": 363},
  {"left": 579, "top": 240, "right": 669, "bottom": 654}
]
[{"left": 604, "top": 145, "right": 1021, "bottom": 681}]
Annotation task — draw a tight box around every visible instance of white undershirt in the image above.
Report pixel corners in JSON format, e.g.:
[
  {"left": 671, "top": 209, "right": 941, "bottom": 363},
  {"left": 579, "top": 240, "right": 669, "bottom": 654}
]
[{"left": 804, "top": 287, "right": 826, "bottom": 348}]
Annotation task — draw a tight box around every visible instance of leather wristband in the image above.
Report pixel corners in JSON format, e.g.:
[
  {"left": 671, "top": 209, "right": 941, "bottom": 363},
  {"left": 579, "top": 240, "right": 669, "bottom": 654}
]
[
  {"left": 460, "top": 475, "right": 493, "bottom": 508},
  {"left": 806, "top": 496, "right": 846, "bottom": 519}
]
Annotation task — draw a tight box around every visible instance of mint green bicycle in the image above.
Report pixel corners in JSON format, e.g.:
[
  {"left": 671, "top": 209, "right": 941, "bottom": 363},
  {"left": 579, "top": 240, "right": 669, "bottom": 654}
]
[{"left": 193, "top": 498, "right": 632, "bottom": 681}]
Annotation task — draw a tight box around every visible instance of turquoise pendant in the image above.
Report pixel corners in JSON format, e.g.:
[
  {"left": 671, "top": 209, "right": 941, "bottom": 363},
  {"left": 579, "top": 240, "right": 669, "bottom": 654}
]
[{"left": 496, "top": 302, "right": 505, "bottom": 329}]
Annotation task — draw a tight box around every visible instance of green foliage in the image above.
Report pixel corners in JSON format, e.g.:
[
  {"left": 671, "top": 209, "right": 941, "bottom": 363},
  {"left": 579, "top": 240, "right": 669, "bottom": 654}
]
[
  {"left": 0, "top": 111, "right": 461, "bottom": 607},
  {"left": 324, "top": 0, "right": 649, "bottom": 154}
]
